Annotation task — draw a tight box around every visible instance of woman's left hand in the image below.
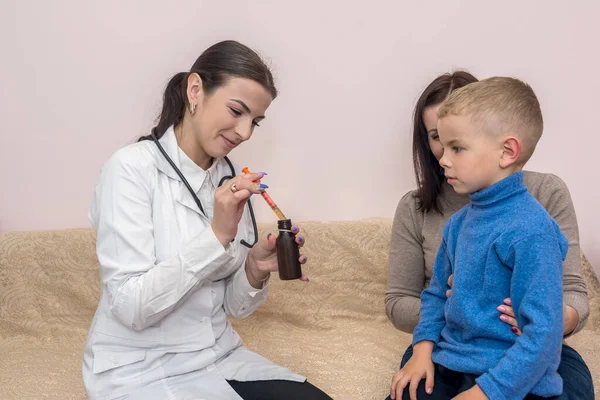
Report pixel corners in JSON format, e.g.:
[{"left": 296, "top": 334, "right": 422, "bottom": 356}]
[
  {"left": 497, "top": 298, "right": 522, "bottom": 336},
  {"left": 499, "top": 300, "right": 576, "bottom": 336},
  {"left": 245, "top": 225, "right": 309, "bottom": 289}
]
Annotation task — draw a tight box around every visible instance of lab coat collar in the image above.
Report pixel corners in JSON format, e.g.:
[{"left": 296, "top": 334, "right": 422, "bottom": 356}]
[
  {"left": 155, "top": 126, "right": 183, "bottom": 182},
  {"left": 153, "top": 126, "right": 237, "bottom": 217}
]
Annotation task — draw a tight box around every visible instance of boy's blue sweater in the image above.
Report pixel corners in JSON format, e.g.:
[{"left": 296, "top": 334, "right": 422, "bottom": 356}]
[{"left": 412, "top": 172, "right": 567, "bottom": 400}]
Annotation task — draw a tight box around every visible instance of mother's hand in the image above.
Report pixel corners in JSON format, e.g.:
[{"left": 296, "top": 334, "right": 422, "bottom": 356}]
[
  {"left": 497, "top": 300, "right": 576, "bottom": 336},
  {"left": 447, "top": 275, "right": 576, "bottom": 336},
  {"left": 497, "top": 298, "right": 522, "bottom": 336},
  {"left": 245, "top": 225, "right": 309, "bottom": 289},
  {"left": 446, "top": 275, "right": 523, "bottom": 335},
  {"left": 211, "top": 172, "right": 267, "bottom": 247},
  {"left": 446, "top": 274, "right": 453, "bottom": 298}
]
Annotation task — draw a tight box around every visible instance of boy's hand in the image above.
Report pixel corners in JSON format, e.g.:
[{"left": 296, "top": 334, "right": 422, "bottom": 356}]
[
  {"left": 390, "top": 342, "right": 435, "bottom": 400},
  {"left": 452, "top": 384, "right": 489, "bottom": 400}
]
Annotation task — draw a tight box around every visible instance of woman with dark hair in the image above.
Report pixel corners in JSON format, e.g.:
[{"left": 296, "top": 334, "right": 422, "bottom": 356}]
[
  {"left": 385, "top": 71, "right": 593, "bottom": 399},
  {"left": 83, "top": 41, "right": 331, "bottom": 400}
]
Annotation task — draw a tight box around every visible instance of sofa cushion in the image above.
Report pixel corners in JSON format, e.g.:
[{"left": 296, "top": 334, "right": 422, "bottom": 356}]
[{"left": 0, "top": 220, "right": 598, "bottom": 399}]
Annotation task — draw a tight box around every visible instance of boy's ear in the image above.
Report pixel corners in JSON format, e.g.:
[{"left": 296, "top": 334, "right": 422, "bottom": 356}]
[{"left": 499, "top": 136, "right": 521, "bottom": 169}]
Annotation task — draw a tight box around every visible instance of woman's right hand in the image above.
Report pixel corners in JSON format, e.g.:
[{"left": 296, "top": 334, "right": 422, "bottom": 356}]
[
  {"left": 211, "top": 172, "right": 266, "bottom": 247},
  {"left": 446, "top": 274, "right": 453, "bottom": 297}
]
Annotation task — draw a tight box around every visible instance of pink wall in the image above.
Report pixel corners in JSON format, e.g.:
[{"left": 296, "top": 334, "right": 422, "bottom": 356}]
[{"left": 1, "top": 1, "right": 598, "bottom": 276}]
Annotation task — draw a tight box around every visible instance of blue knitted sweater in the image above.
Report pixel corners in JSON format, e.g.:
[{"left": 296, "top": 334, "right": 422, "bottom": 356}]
[{"left": 413, "top": 172, "right": 567, "bottom": 400}]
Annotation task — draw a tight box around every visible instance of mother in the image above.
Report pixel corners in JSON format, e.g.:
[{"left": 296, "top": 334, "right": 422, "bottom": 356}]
[{"left": 385, "top": 71, "right": 593, "bottom": 398}]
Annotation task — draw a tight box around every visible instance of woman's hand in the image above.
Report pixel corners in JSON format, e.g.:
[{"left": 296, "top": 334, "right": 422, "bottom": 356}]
[
  {"left": 446, "top": 275, "right": 565, "bottom": 336},
  {"left": 211, "top": 172, "right": 267, "bottom": 247},
  {"left": 245, "top": 225, "right": 309, "bottom": 289},
  {"left": 447, "top": 275, "right": 578, "bottom": 336},
  {"left": 497, "top": 298, "right": 522, "bottom": 336},
  {"left": 497, "top": 299, "right": 578, "bottom": 336},
  {"left": 446, "top": 276, "right": 522, "bottom": 335},
  {"left": 446, "top": 274, "right": 453, "bottom": 297},
  {"left": 446, "top": 277, "right": 523, "bottom": 336}
]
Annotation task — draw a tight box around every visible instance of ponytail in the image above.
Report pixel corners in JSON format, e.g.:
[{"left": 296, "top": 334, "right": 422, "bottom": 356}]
[
  {"left": 138, "top": 72, "right": 188, "bottom": 141},
  {"left": 138, "top": 41, "right": 277, "bottom": 142}
]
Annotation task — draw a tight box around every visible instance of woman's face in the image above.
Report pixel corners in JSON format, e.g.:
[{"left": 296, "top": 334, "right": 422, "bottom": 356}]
[
  {"left": 423, "top": 104, "right": 443, "bottom": 161},
  {"left": 189, "top": 76, "right": 273, "bottom": 159}
]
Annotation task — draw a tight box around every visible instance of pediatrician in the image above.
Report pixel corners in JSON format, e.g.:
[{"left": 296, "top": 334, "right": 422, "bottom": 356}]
[{"left": 82, "top": 40, "right": 332, "bottom": 400}]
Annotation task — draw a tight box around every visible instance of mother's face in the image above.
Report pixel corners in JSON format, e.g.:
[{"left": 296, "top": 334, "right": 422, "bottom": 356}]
[{"left": 423, "top": 104, "right": 444, "bottom": 161}]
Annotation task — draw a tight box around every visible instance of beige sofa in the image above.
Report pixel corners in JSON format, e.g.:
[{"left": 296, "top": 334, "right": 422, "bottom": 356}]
[{"left": 1, "top": 219, "right": 598, "bottom": 399}]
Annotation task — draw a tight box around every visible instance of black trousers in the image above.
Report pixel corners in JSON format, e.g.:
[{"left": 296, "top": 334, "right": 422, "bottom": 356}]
[
  {"left": 385, "top": 363, "right": 551, "bottom": 400},
  {"left": 227, "top": 380, "right": 332, "bottom": 400},
  {"left": 386, "top": 344, "right": 592, "bottom": 400}
]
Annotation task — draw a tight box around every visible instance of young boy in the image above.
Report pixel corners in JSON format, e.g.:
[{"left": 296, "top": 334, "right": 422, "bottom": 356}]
[{"left": 389, "top": 77, "right": 567, "bottom": 400}]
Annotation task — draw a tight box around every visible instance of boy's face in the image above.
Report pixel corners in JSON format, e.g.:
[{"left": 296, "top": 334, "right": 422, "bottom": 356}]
[{"left": 437, "top": 114, "right": 504, "bottom": 194}]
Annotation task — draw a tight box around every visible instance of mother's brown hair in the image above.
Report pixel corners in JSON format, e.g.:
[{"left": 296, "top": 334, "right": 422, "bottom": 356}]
[{"left": 412, "top": 71, "right": 478, "bottom": 213}]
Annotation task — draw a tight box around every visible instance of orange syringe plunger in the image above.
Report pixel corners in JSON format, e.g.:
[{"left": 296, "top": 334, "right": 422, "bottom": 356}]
[{"left": 242, "top": 167, "right": 287, "bottom": 220}]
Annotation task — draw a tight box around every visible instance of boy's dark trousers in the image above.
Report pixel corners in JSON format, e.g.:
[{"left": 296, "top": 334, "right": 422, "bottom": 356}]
[
  {"left": 391, "top": 362, "right": 551, "bottom": 400},
  {"left": 384, "top": 345, "right": 560, "bottom": 400}
]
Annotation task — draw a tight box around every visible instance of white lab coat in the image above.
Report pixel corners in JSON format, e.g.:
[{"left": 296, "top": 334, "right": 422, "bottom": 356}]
[{"left": 82, "top": 127, "right": 304, "bottom": 400}]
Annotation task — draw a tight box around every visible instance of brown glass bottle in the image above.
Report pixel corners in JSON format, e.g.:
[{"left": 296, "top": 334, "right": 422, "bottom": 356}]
[{"left": 276, "top": 219, "right": 302, "bottom": 280}]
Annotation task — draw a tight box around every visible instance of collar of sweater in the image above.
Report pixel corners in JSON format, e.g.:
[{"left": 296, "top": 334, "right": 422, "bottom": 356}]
[{"left": 469, "top": 171, "right": 527, "bottom": 207}]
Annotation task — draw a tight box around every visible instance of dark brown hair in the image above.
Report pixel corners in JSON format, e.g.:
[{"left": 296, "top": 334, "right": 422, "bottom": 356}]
[
  {"left": 412, "top": 71, "right": 478, "bottom": 213},
  {"left": 140, "top": 40, "right": 277, "bottom": 141}
]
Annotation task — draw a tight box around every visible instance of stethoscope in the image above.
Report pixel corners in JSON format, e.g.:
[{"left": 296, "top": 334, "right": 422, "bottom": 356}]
[{"left": 151, "top": 130, "right": 258, "bottom": 248}]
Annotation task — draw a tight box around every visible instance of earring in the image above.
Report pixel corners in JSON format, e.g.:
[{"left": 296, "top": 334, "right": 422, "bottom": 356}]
[{"left": 189, "top": 102, "right": 196, "bottom": 115}]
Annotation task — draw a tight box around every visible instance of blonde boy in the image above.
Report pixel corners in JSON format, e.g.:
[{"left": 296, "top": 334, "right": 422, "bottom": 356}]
[{"left": 390, "top": 77, "right": 566, "bottom": 400}]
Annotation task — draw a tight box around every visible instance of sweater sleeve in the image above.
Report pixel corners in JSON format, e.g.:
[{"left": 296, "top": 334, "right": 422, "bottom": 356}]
[
  {"left": 476, "top": 234, "right": 565, "bottom": 400},
  {"left": 385, "top": 192, "right": 426, "bottom": 333},
  {"left": 534, "top": 173, "right": 589, "bottom": 335},
  {"left": 412, "top": 224, "right": 452, "bottom": 345}
]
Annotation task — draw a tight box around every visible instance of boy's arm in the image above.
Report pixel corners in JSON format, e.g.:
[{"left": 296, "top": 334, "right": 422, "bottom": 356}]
[
  {"left": 475, "top": 234, "right": 564, "bottom": 400},
  {"left": 412, "top": 227, "right": 453, "bottom": 345}
]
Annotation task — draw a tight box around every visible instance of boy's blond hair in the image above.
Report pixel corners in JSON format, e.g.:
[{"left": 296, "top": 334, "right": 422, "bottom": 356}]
[{"left": 438, "top": 77, "right": 543, "bottom": 164}]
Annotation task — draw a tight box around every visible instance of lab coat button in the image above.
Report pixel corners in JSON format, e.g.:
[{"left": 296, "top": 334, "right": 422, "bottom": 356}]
[{"left": 110, "top": 356, "right": 119, "bottom": 365}]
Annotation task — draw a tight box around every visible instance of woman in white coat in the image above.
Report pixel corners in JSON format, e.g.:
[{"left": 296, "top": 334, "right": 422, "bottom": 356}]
[{"left": 83, "top": 40, "right": 332, "bottom": 400}]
